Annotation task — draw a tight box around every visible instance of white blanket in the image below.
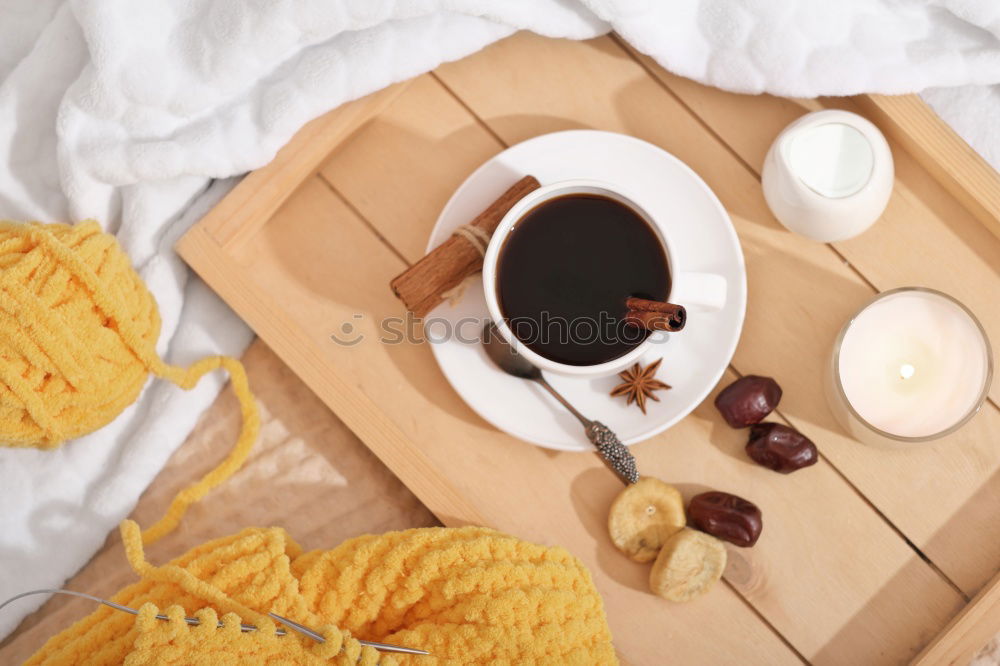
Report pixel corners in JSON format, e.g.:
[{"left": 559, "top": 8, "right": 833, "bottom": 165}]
[{"left": 3, "top": 0, "right": 1000, "bottom": 644}]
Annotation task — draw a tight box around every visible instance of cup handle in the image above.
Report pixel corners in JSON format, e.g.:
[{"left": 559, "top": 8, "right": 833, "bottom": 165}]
[{"left": 671, "top": 272, "right": 727, "bottom": 313}]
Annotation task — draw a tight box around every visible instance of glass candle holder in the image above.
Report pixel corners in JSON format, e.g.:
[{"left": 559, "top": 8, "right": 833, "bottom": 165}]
[{"left": 825, "top": 287, "right": 993, "bottom": 448}]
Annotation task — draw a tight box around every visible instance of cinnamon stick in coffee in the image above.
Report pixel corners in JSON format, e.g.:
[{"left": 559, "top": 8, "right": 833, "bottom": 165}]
[
  {"left": 624, "top": 297, "right": 686, "bottom": 332},
  {"left": 390, "top": 175, "right": 541, "bottom": 318}
]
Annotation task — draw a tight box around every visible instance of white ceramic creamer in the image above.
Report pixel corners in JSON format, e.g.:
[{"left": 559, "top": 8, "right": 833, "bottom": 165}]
[{"left": 762, "top": 109, "right": 894, "bottom": 242}]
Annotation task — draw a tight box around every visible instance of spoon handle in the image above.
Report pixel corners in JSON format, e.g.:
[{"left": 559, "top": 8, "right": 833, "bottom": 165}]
[
  {"left": 534, "top": 377, "right": 639, "bottom": 485},
  {"left": 585, "top": 422, "right": 639, "bottom": 485}
]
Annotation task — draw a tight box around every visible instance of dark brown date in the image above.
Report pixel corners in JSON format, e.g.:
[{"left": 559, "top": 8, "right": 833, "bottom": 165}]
[
  {"left": 688, "top": 491, "right": 762, "bottom": 547},
  {"left": 746, "top": 423, "right": 818, "bottom": 473},
  {"left": 714, "top": 375, "right": 782, "bottom": 428}
]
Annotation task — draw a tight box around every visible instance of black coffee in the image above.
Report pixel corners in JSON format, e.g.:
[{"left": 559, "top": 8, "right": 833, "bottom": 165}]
[{"left": 496, "top": 194, "right": 670, "bottom": 366}]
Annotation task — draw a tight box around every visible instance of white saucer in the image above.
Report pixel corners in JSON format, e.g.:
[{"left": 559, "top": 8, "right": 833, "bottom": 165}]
[{"left": 426, "top": 130, "right": 746, "bottom": 451}]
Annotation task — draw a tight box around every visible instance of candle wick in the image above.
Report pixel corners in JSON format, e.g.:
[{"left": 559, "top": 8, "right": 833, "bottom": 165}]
[{"left": 900, "top": 363, "right": 915, "bottom": 380}]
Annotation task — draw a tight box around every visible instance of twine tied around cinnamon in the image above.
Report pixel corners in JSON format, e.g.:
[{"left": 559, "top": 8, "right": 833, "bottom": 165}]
[{"left": 451, "top": 224, "right": 492, "bottom": 257}]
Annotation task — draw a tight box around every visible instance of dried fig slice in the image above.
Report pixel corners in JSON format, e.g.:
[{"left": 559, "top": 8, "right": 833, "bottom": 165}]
[
  {"left": 649, "top": 528, "right": 728, "bottom": 602},
  {"left": 608, "top": 477, "right": 685, "bottom": 562}
]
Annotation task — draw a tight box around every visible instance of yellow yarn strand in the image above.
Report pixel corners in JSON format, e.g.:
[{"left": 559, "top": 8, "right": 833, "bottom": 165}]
[
  {"left": 140, "top": 356, "right": 260, "bottom": 545},
  {"left": 0, "top": 220, "right": 260, "bottom": 544}
]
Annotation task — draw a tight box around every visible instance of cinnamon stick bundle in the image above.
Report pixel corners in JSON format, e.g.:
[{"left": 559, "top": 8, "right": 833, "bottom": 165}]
[
  {"left": 624, "top": 297, "right": 687, "bottom": 332},
  {"left": 390, "top": 175, "right": 540, "bottom": 317}
]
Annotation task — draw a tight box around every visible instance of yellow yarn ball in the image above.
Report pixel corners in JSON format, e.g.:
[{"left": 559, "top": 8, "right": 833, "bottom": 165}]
[
  {"left": 0, "top": 219, "right": 261, "bottom": 545},
  {"left": 27, "top": 520, "right": 618, "bottom": 665},
  {"left": 0, "top": 220, "right": 158, "bottom": 447}
]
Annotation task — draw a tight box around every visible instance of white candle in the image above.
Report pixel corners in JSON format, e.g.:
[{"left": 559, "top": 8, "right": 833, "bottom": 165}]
[{"left": 827, "top": 288, "right": 992, "bottom": 445}]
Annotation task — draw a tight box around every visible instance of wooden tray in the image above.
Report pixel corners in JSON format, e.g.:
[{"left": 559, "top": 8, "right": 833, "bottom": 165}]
[{"left": 177, "top": 33, "right": 1000, "bottom": 665}]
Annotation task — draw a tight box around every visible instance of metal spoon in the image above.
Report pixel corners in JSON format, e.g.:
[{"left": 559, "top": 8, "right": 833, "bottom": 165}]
[{"left": 482, "top": 322, "right": 638, "bottom": 485}]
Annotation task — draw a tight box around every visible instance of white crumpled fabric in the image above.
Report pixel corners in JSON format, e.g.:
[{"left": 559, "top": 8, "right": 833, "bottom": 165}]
[{"left": 2, "top": 0, "right": 1000, "bottom": 651}]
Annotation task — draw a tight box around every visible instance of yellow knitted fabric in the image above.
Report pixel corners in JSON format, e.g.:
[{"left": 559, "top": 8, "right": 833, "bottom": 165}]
[
  {"left": 27, "top": 520, "right": 618, "bottom": 665},
  {"left": 0, "top": 220, "right": 260, "bottom": 544}
]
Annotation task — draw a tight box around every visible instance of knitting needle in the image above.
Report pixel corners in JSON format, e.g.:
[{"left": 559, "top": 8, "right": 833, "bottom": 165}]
[
  {"left": 269, "top": 612, "right": 430, "bottom": 656},
  {"left": 0, "top": 589, "right": 430, "bottom": 656}
]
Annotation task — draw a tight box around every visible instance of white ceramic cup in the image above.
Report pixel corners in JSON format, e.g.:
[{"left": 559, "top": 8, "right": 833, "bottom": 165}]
[{"left": 482, "top": 179, "right": 727, "bottom": 377}]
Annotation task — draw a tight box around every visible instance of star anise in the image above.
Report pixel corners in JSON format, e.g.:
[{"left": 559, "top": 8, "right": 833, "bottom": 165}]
[{"left": 610, "top": 358, "right": 671, "bottom": 414}]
